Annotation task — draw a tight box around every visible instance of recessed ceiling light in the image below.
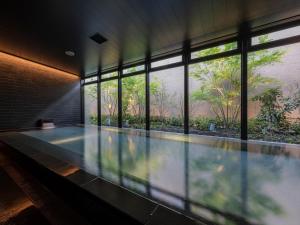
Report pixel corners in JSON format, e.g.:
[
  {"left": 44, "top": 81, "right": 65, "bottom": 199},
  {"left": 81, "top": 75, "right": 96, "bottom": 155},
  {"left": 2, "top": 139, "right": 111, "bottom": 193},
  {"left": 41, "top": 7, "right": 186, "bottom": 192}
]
[{"left": 65, "top": 50, "right": 75, "bottom": 57}]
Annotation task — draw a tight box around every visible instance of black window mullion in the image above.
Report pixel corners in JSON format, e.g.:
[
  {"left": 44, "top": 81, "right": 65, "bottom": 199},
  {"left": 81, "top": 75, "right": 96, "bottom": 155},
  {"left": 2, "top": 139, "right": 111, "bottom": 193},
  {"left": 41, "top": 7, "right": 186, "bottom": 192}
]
[
  {"left": 97, "top": 70, "right": 101, "bottom": 127},
  {"left": 118, "top": 65, "right": 123, "bottom": 128},
  {"left": 240, "top": 23, "right": 250, "bottom": 140},
  {"left": 183, "top": 41, "right": 190, "bottom": 134},
  {"left": 81, "top": 84, "right": 85, "bottom": 124},
  {"left": 145, "top": 53, "right": 150, "bottom": 131}
]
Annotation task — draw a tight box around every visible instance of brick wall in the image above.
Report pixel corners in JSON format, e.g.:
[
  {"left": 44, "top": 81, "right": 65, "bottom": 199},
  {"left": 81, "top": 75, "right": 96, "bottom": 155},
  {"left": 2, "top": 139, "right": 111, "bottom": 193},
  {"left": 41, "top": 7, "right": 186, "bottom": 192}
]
[{"left": 0, "top": 52, "right": 81, "bottom": 130}]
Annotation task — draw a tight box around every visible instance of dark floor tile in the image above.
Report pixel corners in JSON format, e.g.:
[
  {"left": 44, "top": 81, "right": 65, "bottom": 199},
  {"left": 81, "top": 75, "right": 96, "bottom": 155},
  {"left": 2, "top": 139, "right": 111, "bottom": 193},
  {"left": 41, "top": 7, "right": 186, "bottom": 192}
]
[
  {"left": 66, "top": 169, "right": 97, "bottom": 186},
  {"left": 146, "top": 206, "right": 203, "bottom": 225},
  {"left": 0, "top": 168, "right": 35, "bottom": 224},
  {"left": 83, "top": 178, "right": 157, "bottom": 224},
  {"left": 30, "top": 153, "right": 68, "bottom": 172},
  {"left": 0, "top": 168, "right": 30, "bottom": 210},
  {"left": 4, "top": 205, "right": 51, "bottom": 225}
]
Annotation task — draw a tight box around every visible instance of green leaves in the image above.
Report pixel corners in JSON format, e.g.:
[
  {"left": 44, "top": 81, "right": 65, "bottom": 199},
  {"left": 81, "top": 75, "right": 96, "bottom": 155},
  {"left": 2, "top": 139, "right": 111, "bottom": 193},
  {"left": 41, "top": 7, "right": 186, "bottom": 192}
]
[
  {"left": 190, "top": 55, "right": 241, "bottom": 129},
  {"left": 122, "top": 75, "right": 146, "bottom": 117},
  {"left": 189, "top": 35, "right": 285, "bottom": 131},
  {"left": 85, "top": 84, "right": 97, "bottom": 99},
  {"left": 253, "top": 87, "right": 300, "bottom": 132}
]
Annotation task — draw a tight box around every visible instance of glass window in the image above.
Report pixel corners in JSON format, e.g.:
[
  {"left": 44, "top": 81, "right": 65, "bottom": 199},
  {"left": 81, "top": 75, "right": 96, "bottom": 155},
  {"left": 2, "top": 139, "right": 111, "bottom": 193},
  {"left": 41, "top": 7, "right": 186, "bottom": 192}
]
[
  {"left": 123, "top": 65, "right": 145, "bottom": 74},
  {"left": 100, "top": 80, "right": 118, "bottom": 126},
  {"left": 84, "top": 76, "right": 98, "bottom": 83},
  {"left": 189, "top": 55, "right": 241, "bottom": 138},
  {"left": 248, "top": 42, "right": 300, "bottom": 144},
  {"left": 191, "top": 42, "right": 238, "bottom": 59},
  {"left": 101, "top": 71, "right": 118, "bottom": 79},
  {"left": 150, "top": 66, "right": 184, "bottom": 132},
  {"left": 84, "top": 84, "right": 98, "bottom": 125},
  {"left": 252, "top": 25, "right": 300, "bottom": 45},
  {"left": 151, "top": 56, "right": 182, "bottom": 68},
  {"left": 122, "top": 74, "right": 145, "bottom": 129}
]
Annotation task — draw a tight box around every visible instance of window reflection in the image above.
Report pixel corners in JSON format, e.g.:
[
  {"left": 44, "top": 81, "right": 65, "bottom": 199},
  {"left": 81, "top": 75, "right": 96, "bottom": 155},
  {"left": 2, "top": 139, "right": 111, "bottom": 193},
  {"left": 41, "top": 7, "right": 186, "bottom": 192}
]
[
  {"left": 91, "top": 130, "right": 298, "bottom": 225},
  {"left": 25, "top": 125, "right": 300, "bottom": 225},
  {"left": 83, "top": 126, "right": 100, "bottom": 175}
]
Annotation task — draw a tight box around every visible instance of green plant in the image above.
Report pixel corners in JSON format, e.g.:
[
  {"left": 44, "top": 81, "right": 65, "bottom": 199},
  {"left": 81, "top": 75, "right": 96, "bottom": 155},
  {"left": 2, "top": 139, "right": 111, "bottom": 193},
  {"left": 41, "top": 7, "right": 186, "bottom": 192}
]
[
  {"left": 190, "top": 38, "right": 284, "bottom": 131},
  {"left": 89, "top": 114, "right": 98, "bottom": 125},
  {"left": 101, "top": 80, "right": 118, "bottom": 118},
  {"left": 191, "top": 117, "right": 214, "bottom": 131},
  {"left": 290, "top": 122, "right": 300, "bottom": 135},
  {"left": 149, "top": 116, "right": 183, "bottom": 127},
  {"left": 252, "top": 87, "right": 300, "bottom": 133},
  {"left": 101, "top": 115, "right": 118, "bottom": 126},
  {"left": 248, "top": 118, "right": 263, "bottom": 134},
  {"left": 122, "top": 75, "right": 145, "bottom": 117}
]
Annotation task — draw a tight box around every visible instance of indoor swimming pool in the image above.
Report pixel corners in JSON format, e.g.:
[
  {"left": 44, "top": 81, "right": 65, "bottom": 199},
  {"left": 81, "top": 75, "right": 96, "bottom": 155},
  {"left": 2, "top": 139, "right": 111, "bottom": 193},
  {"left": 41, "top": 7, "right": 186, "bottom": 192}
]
[{"left": 9, "top": 125, "right": 300, "bottom": 224}]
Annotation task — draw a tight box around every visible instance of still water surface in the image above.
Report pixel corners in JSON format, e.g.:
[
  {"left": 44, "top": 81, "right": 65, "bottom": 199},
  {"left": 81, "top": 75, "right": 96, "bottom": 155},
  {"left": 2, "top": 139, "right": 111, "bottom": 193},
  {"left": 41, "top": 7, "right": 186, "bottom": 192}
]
[{"left": 23, "top": 126, "right": 300, "bottom": 225}]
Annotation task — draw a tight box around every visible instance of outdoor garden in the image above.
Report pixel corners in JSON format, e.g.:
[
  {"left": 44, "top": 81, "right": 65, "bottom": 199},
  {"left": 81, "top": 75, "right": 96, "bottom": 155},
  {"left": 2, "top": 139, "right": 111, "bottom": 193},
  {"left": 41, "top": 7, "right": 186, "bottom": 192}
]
[{"left": 85, "top": 35, "right": 300, "bottom": 144}]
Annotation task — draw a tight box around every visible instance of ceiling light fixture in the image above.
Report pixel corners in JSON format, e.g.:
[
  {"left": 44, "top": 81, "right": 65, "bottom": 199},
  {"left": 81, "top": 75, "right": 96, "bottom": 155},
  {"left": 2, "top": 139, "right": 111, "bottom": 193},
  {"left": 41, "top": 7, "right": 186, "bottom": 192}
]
[{"left": 65, "top": 50, "right": 75, "bottom": 57}]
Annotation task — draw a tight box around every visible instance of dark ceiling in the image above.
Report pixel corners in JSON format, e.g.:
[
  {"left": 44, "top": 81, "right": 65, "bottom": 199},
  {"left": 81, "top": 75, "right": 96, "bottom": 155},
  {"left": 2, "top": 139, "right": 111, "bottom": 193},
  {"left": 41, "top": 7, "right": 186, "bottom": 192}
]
[{"left": 1, "top": 0, "right": 300, "bottom": 76}]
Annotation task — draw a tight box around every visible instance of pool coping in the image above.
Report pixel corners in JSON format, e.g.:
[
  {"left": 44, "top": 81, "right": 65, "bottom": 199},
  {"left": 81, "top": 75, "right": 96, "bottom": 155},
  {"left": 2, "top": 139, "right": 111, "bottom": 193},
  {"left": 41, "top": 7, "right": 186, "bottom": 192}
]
[{"left": 0, "top": 131, "right": 204, "bottom": 225}]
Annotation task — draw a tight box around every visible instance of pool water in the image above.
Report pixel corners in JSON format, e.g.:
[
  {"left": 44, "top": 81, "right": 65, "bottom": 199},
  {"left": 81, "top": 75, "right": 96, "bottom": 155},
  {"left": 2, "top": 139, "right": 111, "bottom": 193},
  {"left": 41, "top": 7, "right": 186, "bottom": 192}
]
[{"left": 22, "top": 125, "right": 300, "bottom": 225}]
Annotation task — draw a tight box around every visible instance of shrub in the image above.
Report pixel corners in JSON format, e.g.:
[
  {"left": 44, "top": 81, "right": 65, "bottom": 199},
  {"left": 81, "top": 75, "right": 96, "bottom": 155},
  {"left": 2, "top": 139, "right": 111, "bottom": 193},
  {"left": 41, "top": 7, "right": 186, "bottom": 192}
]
[
  {"left": 101, "top": 115, "right": 118, "bottom": 126},
  {"left": 252, "top": 87, "right": 300, "bottom": 134},
  {"left": 165, "top": 117, "right": 183, "bottom": 127},
  {"left": 190, "top": 117, "right": 240, "bottom": 132},
  {"left": 149, "top": 116, "right": 183, "bottom": 128},
  {"left": 89, "top": 114, "right": 98, "bottom": 125},
  {"left": 248, "top": 118, "right": 264, "bottom": 134},
  {"left": 190, "top": 117, "right": 214, "bottom": 131},
  {"left": 290, "top": 122, "right": 300, "bottom": 135},
  {"left": 123, "top": 114, "right": 145, "bottom": 128}
]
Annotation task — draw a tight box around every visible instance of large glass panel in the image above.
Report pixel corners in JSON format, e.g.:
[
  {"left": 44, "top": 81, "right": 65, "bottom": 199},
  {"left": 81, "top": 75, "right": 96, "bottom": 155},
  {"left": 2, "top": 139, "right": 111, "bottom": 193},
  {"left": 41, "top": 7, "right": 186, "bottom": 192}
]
[
  {"left": 123, "top": 65, "right": 145, "bottom": 74},
  {"left": 84, "top": 84, "right": 98, "bottom": 125},
  {"left": 191, "top": 42, "right": 238, "bottom": 59},
  {"left": 248, "top": 41, "right": 300, "bottom": 144},
  {"left": 252, "top": 25, "right": 300, "bottom": 45},
  {"left": 151, "top": 56, "right": 182, "bottom": 68},
  {"left": 100, "top": 80, "right": 118, "bottom": 126},
  {"left": 150, "top": 66, "right": 184, "bottom": 132},
  {"left": 122, "top": 74, "right": 145, "bottom": 129},
  {"left": 101, "top": 71, "right": 118, "bottom": 79},
  {"left": 189, "top": 55, "right": 241, "bottom": 138},
  {"left": 84, "top": 76, "right": 98, "bottom": 84}
]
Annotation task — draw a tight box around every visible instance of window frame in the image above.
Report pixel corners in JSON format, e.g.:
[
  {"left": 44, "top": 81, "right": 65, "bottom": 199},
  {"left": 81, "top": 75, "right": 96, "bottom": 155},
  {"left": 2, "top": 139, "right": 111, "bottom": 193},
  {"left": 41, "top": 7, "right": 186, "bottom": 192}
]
[{"left": 80, "top": 20, "right": 300, "bottom": 143}]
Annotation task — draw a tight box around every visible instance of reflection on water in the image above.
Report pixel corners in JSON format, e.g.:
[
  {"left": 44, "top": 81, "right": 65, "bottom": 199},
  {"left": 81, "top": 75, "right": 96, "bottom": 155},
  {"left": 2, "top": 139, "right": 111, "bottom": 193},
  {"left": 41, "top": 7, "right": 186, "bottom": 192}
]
[{"left": 23, "top": 126, "right": 300, "bottom": 225}]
